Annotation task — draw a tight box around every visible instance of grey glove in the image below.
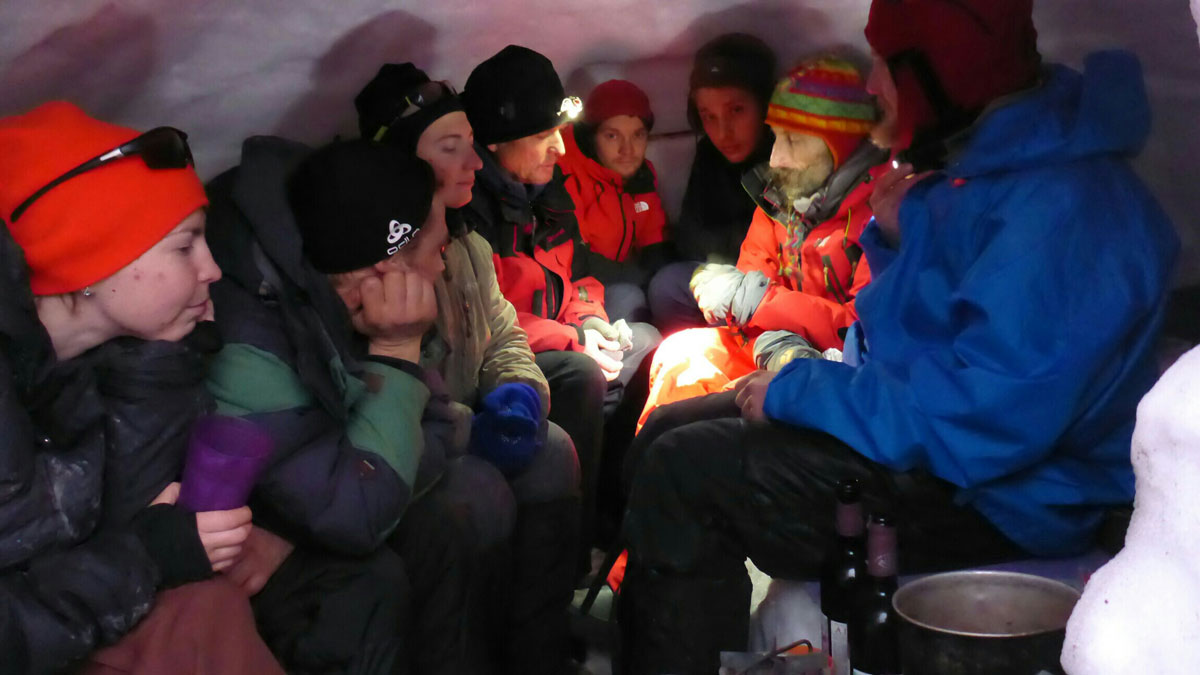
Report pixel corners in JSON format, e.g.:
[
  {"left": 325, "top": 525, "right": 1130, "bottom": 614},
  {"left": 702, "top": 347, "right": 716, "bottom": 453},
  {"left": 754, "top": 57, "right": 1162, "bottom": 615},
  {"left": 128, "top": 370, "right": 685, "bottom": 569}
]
[
  {"left": 581, "top": 316, "right": 631, "bottom": 361},
  {"left": 730, "top": 270, "right": 770, "bottom": 327},
  {"left": 609, "top": 319, "right": 635, "bottom": 351},
  {"left": 690, "top": 263, "right": 744, "bottom": 325},
  {"left": 753, "top": 330, "right": 823, "bottom": 371}
]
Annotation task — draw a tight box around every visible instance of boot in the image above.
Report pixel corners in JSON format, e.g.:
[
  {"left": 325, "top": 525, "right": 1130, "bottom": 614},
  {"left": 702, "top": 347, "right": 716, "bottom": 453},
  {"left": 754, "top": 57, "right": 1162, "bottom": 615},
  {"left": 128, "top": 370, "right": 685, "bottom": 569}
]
[
  {"left": 504, "top": 496, "right": 582, "bottom": 675},
  {"left": 617, "top": 563, "right": 751, "bottom": 675}
]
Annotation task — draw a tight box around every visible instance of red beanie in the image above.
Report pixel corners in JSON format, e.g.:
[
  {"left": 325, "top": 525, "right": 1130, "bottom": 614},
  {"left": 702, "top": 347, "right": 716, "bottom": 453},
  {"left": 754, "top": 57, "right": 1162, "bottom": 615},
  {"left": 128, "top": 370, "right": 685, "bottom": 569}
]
[
  {"left": 0, "top": 102, "right": 208, "bottom": 295},
  {"left": 865, "top": 0, "right": 1040, "bottom": 117},
  {"left": 584, "top": 80, "right": 655, "bottom": 131}
]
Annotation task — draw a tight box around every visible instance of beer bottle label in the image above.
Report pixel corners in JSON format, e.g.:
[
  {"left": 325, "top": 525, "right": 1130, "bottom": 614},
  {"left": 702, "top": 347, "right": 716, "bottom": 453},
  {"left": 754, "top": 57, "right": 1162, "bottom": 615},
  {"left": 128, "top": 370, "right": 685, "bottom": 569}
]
[{"left": 830, "top": 620, "right": 851, "bottom": 673}]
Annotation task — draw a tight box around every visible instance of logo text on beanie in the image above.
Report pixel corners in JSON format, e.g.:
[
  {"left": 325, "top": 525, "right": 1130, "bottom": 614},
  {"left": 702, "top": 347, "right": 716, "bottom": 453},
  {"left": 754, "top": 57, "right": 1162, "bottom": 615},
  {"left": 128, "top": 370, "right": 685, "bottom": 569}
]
[{"left": 387, "top": 220, "right": 414, "bottom": 256}]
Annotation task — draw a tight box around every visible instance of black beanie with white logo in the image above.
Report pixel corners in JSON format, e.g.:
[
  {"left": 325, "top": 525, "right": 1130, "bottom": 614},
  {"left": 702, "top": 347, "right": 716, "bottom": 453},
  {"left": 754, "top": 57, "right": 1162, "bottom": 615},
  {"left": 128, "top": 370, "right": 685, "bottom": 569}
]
[{"left": 287, "top": 139, "right": 434, "bottom": 274}]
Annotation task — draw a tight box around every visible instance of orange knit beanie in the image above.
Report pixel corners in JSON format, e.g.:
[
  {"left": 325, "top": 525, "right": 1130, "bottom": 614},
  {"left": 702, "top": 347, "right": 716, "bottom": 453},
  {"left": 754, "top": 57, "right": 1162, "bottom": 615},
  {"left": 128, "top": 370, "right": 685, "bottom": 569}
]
[{"left": 0, "top": 101, "right": 208, "bottom": 295}]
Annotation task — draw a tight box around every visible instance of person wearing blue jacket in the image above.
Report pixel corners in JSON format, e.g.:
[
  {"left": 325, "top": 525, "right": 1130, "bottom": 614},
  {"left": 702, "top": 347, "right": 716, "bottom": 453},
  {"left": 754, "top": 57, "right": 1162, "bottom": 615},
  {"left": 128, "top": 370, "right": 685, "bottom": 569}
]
[{"left": 616, "top": 2, "right": 1180, "bottom": 673}]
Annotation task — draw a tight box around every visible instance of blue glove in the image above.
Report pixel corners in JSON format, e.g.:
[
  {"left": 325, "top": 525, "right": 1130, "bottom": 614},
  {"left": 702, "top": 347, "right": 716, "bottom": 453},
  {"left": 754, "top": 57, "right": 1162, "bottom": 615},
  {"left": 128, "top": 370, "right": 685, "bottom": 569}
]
[{"left": 469, "top": 383, "right": 543, "bottom": 477}]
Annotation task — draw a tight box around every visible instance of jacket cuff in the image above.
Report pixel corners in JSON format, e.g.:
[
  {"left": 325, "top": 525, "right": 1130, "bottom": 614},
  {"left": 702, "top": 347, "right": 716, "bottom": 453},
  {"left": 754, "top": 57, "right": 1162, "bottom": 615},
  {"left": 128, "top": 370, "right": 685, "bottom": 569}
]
[
  {"left": 567, "top": 323, "right": 587, "bottom": 350},
  {"left": 131, "top": 504, "right": 212, "bottom": 589}
]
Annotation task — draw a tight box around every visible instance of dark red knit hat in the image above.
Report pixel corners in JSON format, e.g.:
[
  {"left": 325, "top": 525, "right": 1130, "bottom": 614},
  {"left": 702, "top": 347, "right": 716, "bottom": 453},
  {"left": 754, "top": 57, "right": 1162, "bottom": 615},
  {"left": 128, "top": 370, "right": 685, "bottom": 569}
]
[
  {"left": 865, "top": 0, "right": 1040, "bottom": 127},
  {"left": 584, "top": 80, "right": 655, "bottom": 131},
  {"left": 0, "top": 102, "right": 207, "bottom": 295}
]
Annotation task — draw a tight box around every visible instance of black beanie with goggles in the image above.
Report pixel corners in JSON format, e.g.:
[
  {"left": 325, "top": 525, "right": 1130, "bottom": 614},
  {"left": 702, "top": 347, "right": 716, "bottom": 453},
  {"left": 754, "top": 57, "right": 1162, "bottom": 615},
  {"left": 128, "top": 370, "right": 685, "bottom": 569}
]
[
  {"left": 355, "top": 62, "right": 464, "bottom": 154},
  {"left": 288, "top": 139, "right": 435, "bottom": 274}
]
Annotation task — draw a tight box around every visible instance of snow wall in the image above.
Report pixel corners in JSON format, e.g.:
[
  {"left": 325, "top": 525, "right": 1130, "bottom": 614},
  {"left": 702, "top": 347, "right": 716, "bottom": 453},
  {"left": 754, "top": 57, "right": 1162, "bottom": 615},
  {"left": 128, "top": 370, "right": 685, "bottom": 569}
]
[{"left": 2, "top": 0, "right": 1199, "bottom": 284}]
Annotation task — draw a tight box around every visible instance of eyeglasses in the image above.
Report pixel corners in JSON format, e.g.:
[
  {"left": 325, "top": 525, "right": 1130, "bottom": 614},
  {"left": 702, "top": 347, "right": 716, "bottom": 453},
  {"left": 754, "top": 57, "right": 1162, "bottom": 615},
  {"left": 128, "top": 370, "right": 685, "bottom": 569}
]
[
  {"left": 10, "top": 126, "right": 194, "bottom": 223},
  {"left": 372, "top": 80, "right": 457, "bottom": 142}
]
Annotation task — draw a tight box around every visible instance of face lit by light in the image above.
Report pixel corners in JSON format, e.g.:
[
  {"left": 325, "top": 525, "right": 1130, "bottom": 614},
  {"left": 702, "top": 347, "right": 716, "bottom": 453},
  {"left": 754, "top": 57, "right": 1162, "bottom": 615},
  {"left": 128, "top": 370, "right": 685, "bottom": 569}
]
[
  {"left": 490, "top": 124, "right": 567, "bottom": 185},
  {"left": 767, "top": 126, "right": 834, "bottom": 201},
  {"left": 693, "top": 86, "right": 764, "bottom": 163},
  {"left": 88, "top": 210, "right": 222, "bottom": 342},
  {"left": 867, "top": 52, "right": 900, "bottom": 150},
  {"left": 593, "top": 115, "right": 648, "bottom": 179},
  {"left": 417, "top": 112, "right": 483, "bottom": 209}
]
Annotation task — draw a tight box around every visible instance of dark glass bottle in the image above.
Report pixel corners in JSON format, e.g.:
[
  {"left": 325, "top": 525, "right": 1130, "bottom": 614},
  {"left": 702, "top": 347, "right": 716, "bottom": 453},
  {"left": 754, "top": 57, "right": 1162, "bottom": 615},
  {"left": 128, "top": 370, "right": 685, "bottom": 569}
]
[
  {"left": 820, "top": 479, "right": 866, "bottom": 675},
  {"left": 849, "top": 514, "right": 900, "bottom": 675}
]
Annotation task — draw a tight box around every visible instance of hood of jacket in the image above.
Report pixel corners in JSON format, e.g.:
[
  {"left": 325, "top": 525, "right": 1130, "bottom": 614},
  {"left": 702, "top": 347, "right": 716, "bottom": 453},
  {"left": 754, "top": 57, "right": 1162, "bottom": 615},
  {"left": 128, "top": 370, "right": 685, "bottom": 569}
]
[
  {"left": 205, "top": 135, "right": 362, "bottom": 418},
  {"left": 948, "top": 51, "right": 1150, "bottom": 179}
]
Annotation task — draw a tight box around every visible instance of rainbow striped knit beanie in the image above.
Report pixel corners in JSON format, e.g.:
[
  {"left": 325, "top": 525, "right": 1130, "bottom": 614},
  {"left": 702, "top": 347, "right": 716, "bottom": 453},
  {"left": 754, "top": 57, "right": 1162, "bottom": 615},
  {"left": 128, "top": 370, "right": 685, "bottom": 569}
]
[{"left": 766, "top": 57, "right": 877, "bottom": 168}]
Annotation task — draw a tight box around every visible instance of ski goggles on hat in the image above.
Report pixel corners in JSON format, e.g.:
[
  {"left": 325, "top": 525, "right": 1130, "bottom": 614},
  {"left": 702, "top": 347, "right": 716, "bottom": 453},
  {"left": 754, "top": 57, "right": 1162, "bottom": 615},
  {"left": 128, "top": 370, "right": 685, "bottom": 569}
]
[
  {"left": 11, "top": 126, "right": 193, "bottom": 222},
  {"left": 372, "top": 80, "right": 457, "bottom": 142}
]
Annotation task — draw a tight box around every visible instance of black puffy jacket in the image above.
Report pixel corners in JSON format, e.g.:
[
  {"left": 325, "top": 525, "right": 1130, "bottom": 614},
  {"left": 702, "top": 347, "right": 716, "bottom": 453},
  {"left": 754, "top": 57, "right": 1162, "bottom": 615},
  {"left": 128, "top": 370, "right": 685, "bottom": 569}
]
[
  {"left": 672, "top": 130, "right": 774, "bottom": 265},
  {"left": 0, "top": 224, "right": 212, "bottom": 673}
]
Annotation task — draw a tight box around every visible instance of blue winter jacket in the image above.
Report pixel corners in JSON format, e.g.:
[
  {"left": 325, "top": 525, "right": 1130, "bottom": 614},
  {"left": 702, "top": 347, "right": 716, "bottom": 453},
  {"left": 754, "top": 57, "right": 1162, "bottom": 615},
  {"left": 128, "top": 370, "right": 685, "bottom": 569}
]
[{"left": 763, "top": 51, "right": 1179, "bottom": 557}]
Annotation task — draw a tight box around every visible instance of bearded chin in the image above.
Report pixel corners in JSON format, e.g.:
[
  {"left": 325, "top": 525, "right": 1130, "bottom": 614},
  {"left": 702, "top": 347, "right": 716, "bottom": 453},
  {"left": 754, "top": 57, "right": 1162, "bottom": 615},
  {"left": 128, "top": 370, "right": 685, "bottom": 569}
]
[{"left": 769, "top": 163, "right": 833, "bottom": 203}]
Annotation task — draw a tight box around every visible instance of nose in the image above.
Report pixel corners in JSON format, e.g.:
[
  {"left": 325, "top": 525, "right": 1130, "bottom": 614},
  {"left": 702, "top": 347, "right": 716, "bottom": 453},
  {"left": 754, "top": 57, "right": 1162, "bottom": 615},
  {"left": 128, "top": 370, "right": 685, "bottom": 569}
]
[
  {"left": 717, "top": 115, "right": 735, "bottom": 144},
  {"left": 196, "top": 238, "right": 222, "bottom": 284},
  {"left": 548, "top": 129, "right": 566, "bottom": 157},
  {"left": 467, "top": 145, "right": 483, "bottom": 171}
]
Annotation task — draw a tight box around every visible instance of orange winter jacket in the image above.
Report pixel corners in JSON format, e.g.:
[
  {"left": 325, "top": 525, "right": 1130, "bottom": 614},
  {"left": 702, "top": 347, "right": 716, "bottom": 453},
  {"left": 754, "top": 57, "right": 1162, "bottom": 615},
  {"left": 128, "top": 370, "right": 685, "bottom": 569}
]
[
  {"left": 736, "top": 152, "right": 887, "bottom": 351},
  {"left": 558, "top": 125, "right": 667, "bottom": 263}
]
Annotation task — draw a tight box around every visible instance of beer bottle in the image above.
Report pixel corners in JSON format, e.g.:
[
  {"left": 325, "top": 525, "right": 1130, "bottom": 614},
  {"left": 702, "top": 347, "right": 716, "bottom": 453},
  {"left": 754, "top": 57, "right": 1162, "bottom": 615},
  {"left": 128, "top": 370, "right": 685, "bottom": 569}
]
[
  {"left": 819, "top": 479, "right": 866, "bottom": 674},
  {"left": 849, "top": 514, "right": 900, "bottom": 675}
]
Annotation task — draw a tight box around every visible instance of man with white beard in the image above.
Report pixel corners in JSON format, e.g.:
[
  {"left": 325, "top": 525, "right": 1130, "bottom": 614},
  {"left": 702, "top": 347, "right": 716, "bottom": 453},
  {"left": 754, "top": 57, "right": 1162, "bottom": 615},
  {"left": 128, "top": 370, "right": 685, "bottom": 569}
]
[
  {"left": 616, "top": 1, "right": 1179, "bottom": 672},
  {"left": 632, "top": 56, "right": 888, "bottom": 429}
]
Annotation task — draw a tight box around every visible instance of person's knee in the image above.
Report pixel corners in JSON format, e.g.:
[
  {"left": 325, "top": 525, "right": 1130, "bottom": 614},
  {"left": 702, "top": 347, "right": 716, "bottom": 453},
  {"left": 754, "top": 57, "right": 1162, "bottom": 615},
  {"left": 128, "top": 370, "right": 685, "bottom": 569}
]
[
  {"left": 510, "top": 421, "right": 582, "bottom": 503},
  {"left": 544, "top": 350, "right": 607, "bottom": 401},
  {"left": 362, "top": 546, "right": 411, "bottom": 596},
  {"left": 437, "top": 455, "right": 518, "bottom": 548},
  {"left": 605, "top": 282, "right": 650, "bottom": 323}
]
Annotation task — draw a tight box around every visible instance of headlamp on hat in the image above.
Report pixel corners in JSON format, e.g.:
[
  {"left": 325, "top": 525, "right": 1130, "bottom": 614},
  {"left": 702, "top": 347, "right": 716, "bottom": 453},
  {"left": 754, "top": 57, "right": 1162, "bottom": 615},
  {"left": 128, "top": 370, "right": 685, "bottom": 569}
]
[{"left": 559, "top": 96, "right": 583, "bottom": 121}]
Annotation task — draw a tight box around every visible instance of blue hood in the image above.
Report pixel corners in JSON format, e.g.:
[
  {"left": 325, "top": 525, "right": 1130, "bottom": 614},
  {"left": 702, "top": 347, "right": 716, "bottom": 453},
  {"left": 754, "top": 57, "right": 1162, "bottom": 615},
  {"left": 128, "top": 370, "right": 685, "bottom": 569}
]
[{"left": 949, "top": 51, "right": 1150, "bottom": 178}]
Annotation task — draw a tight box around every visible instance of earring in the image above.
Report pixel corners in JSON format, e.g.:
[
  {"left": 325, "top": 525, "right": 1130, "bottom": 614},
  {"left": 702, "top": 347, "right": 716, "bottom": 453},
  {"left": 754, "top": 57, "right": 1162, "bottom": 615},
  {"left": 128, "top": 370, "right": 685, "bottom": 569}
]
[{"left": 82, "top": 286, "right": 93, "bottom": 297}]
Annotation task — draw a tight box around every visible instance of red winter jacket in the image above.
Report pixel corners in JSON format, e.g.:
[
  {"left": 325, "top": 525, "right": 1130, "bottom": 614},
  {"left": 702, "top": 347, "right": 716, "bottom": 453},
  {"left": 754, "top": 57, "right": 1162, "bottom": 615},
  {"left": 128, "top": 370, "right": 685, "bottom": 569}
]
[
  {"left": 736, "top": 149, "right": 889, "bottom": 351},
  {"left": 463, "top": 150, "right": 608, "bottom": 353},
  {"left": 557, "top": 125, "right": 667, "bottom": 263}
]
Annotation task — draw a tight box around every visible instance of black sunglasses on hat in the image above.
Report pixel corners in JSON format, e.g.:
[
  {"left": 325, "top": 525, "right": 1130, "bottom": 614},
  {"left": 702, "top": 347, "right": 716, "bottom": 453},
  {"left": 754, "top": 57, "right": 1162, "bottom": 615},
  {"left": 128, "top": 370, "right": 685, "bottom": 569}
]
[
  {"left": 10, "top": 126, "right": 193, "bottom": 223},
  {"left": 372, "top": 80, "right": 457, "bottom": 142}
]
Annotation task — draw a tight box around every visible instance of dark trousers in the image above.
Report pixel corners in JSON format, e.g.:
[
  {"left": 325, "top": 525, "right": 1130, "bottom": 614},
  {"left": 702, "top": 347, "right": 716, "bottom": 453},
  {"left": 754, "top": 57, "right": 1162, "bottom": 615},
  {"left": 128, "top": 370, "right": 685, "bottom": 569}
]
[
  {"left": 537, "top": 323, "right": 659, "bottom": 559},
  {"left": 252, "top": 546, "right": 409, "bottom": 675},
  {"left": 388, "top": 491, "right": 476, "bottom": 675},
  {"left": 439, "top": 432, "right": 583, "bottom": 675},
  {"left": 618, "top": 392, "right": 1024, "bottom": 675},
  {"left": 603, "top": 282, "right": 652, "bottom": 324},
  {"left": 537, "top": 351, "right": 606, "bottom": 568},
  {"left": 646, "top": 261, "right": 706, "bottom": 335}
]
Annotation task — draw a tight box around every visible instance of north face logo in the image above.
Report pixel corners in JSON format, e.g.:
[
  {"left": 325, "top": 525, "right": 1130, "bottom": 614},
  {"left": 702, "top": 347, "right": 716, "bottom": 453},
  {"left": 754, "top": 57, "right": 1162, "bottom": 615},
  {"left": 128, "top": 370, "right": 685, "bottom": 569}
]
[{"left": 386, "top": 220, "right": 414, "bottom": 256}]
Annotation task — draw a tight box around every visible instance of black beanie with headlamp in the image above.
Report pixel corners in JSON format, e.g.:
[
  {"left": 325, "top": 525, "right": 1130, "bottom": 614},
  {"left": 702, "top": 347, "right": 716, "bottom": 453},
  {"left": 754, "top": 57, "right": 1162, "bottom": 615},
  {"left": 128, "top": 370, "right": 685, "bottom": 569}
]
[{"left": 462, "top": 45, "right": 579, "bottom": 146}]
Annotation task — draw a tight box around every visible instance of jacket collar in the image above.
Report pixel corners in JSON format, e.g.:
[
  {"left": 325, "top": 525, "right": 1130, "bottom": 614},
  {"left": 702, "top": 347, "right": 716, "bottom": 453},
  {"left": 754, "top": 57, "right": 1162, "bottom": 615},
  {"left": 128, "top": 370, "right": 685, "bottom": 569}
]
[{"left": 743, "top": 139, "right": 889, "bottom": 228}]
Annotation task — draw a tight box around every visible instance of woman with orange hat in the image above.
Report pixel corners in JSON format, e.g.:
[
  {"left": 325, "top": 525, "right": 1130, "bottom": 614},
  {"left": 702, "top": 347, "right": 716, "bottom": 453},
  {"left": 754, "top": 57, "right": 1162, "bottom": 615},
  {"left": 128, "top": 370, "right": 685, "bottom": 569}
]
[{"left": 0, "top": 101, "right": 281, "bottom": 674}]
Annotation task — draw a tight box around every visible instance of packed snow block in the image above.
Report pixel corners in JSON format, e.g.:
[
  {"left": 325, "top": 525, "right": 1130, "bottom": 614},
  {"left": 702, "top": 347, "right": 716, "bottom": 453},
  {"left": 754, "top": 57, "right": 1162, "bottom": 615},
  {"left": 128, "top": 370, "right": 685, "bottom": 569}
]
[{"left": 1062, "top": 345, "right": 1200, "bottom": 674}]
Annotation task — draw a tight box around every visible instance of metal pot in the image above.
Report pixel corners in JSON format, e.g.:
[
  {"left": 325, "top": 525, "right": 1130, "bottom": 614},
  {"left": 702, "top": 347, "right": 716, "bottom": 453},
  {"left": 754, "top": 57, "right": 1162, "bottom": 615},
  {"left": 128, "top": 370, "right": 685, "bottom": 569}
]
[{"left": 891, "top": 570, "right": 1080, "bottom": 675}]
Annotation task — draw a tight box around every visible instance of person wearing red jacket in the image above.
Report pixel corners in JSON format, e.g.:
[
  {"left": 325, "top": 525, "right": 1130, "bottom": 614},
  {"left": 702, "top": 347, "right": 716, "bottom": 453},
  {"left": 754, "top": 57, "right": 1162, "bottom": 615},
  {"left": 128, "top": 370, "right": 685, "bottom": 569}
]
[
  {"left": 558, "top": 79, "right": 669, "bottom": 323},
  {"left": 462, "top": 45, "right": 661, "bottom": 568},
  {"left": 636, "top": 57, "right": 887, "bottom": 428}
]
